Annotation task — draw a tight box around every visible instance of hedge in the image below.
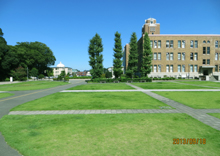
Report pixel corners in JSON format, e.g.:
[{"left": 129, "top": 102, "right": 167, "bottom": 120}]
[
  {"left": 67, "top": 76, "right": 92, "bottom": 79},
  {"left": 87, "top": 77, "right": 152, "bottom": 83}
]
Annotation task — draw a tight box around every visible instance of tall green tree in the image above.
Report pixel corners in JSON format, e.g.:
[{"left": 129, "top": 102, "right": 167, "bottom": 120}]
[
  {"left": 113, "top": 31, "right": 123, "bottom": 79},
  {"left": 88, "top": 33, "right": 104, "bottom": 79},
  {"left": 126, "top": 32, "right": 138, "bottom": 78},
  {"left": 140, "top": 32, "right": 152, "bottom": 77},
  {"left": 11, "top": 66, "right": 26, "bottom": 81},
  {"left": 0, "top": 28, "right": 9, "bottom": 80},
  {"left": 30, "top": 68, "right": 38, "bottom": 77}
]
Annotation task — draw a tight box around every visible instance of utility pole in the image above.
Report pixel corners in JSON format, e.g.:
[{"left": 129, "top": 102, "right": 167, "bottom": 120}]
[{"left": 27, "top": 67, "right": 28, "bottom": 81}]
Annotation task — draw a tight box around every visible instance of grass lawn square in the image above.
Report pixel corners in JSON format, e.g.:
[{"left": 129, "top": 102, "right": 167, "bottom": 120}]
[
  {"left": 0, "top": 81, "right": 69, "bottom": 91},
  {"left": 11, "top": 92, "right": 172, "bottom": 111},
  {"left": 67, "top": 83, "right": 135, "bottom": 90},
  {"left": 0, "top": 114, "right": 220, "bottom": 156},
  {"left": 207, "top": 113, "right": 220, "bottom": 119},
  {"left": 0, "top": 93, "right": 14, "bottom": 99},
  {"left": 131, "top": 82, "right": 212, "bottom": 89},
  {"left": 153, "top": 91, "right": 220, "bottom": 109},
  {"left": 178, "top": 81, "right": 220, "bottom": 88}
]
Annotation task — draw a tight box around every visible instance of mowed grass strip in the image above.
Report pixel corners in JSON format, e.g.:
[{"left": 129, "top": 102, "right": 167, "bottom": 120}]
[
  {"left": 208, "top": 113, "right": 220, "bottom": 119},
  {"left": 67, "top": 83, "right": 135, "bottom": 90},
  {"left": 0, "top": 81, "right": 69, "bottom": 91},
  {"left": 11, "top": 92, "right": 171, "bottom": 111},
  {"left": 0, "top": 93, "right": 14, "bottom": 99},
  {"left": 0, "top": 114, "right": 220, "bottom": 156},
  {"left": 153, "top": 92, "right": 220, "bottom": 109},
  {"left": 131, "top": 82, "right": 213, "bottom": 89},
  {"left": 177, "top": 81, "right": 220, "bottom": 88}
]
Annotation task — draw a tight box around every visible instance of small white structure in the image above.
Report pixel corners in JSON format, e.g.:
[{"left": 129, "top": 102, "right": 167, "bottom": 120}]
[
  {"left": 108, "top": 66, "right": 124, "bottom": 78},
  {"left": 51, "top": 62, "right": 72, "bottom": 77}
]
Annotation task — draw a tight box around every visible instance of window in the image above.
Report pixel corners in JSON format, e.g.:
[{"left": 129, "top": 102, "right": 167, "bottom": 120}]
[
  {"left": 190, "top": 65, "right": 193, "bottom": 72},
  {"left": 194, "top": 65, "right": 198, "bottom": 72},
  {"left": 194, "top": 53, "right": 198, "bottom": 60},
  {"left": 190, "top": 53, "right": 193, "bottom": 60},
  {"left": 158, "top": 53, "right": 161, "bottom": 60},
  {"left": 182, "top": 65, "right": 185, "bottom": 72},
  {"left": 154, "top": 53, "right": 157, "bottom": 60},
  {"left": 166, "top": 53, "right": 169, "bottom": 60},
  {"left": 182, "top": 52, "right": 185, "bottom": 60},
  {"left": 178, "top": 53, "right": 181, "bottom": 60},
  {"left": 178, "top": 65, "right": 181, "bottom": 72},
  {"left": 207, "top": 40, "right": 210, "bottom": 43},
  {"left": 203, "top": 40, "right": 206, "bottom": 43},
  {"left": 190, "top": 40, "right": 194, "bottom": 48},
  {"left": 170, "top": 40, "right": 173, "bottom": 48},
  {"left": 182, "top": 40, "right": 185, "bottom": 48},
  {"left": 215, "top": 41, "right": 218, "bottom": 48},
  {"left": 154, "top": 65, "right": 157, "bottom": 72},
  {"left": 150, "top": 27, "right": 155, "bottom": 31},
  {"left": 195, "top": 40, "right": 198, "bottom": 48},
  {"left": 166, "top": 40, "right": 169, "bottom": 48},
  {"left": 215, "top": 53, "right": 218, "bottom": 60},
  {"left": 158, "top": 65, "right": 161, "bottom": 72},
  {"left": 178, "top": 40, "right": 181, "bottom": 48},
  {"left": 203, "top": 59, "right": 206, "bottom": 65},
  {"left": 166, "top": 65, "right": 169, "bottom": 72},
  {"left": 170, "top": 52, "right": 173, "bottom": 60},
  {"left": 170, "top": 65, "right": 173, "bottom": 72},
  {"left": 207, "top": 47, "right": 210, "bottom": 54},
  {"left": 150, "top": 40, "right": 153, "bottom": 48},
  {"left": 207, "top": 59, "right": 210, "bottom": 65},
  {"left": 154, "top": 40, "right": 157, "bottom": 48},
  {"left": 215, "top": 65, "right": 218, "bottom": 72},
  {"left": 203, "top": 47, "right": 206, "bottom": 54},
  {"left": 158, "top": 40, "right": 161, "bottom": 48}
]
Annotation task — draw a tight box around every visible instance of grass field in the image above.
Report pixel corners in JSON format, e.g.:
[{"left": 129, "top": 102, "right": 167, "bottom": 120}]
[
  {"left": 131, "top": 82, "right": 213, "bottom": 89},
  {"left": 177, "top": 81, "right": 220, "bottom": 88},
  {"left": 0, "top": 93, "right": 14, "bottom": 99},
  {"left": 11, "top": 92, "right": 171, "bottom": 111},
  {"left": 153, "top": 92, "right": 220, "bottom": 109},
  {"left": 67, "top": 83, "right": 135, "bottom": 90},
  {"left": 208, "top": 113, "right": 220, "bottom": 119},
  {"left": 0, "top": 81, "right": 69, "bottom": 91},
  {"left": 0, "top": 114, "right": 219, "bottom": 156}
]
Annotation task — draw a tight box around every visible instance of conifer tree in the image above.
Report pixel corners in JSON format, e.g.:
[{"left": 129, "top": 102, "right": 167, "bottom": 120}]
[
  {"left": 126, "top": 32, "right": 138, "bottom": 78},
  {"left": 140, "top": 32, "right": 152, "bottom": 77},
  {"left": 113, "top": 31, "right": 123, "bottom": 79},
  {"left": 88, "top": 33, "right": 104, "bottom": 79}
]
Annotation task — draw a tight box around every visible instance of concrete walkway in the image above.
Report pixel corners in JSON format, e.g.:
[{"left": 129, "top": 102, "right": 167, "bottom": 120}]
[{"left": 0, "top": 79, "right": 87, "bottom": 156}]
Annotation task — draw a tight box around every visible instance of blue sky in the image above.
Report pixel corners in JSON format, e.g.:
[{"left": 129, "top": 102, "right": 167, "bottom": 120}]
[{"left": 1, "top": 0, "right": 220, "bottom": 71}]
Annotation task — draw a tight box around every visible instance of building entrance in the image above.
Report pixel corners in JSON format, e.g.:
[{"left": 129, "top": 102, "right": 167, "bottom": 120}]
[{"left": 203, "top": 70, "right": 208, "bottom": 75}]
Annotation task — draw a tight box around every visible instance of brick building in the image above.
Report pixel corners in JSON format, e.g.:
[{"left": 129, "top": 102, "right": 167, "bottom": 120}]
[{"left": 123, "top": 18, "right": 220, "bottom": 79}]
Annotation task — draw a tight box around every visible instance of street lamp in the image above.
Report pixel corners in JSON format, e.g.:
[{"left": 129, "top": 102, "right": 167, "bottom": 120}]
[{"left": 188, "top": 64, "right": 191, "bottom": 79}]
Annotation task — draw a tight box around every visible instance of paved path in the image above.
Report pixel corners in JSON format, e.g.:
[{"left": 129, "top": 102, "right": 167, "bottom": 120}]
[
  {"left": 126, "top": 83, "right": 220, "bottom": 131},
  {"left": 0, "top": 79, "right": 86, "bottom": 156}
]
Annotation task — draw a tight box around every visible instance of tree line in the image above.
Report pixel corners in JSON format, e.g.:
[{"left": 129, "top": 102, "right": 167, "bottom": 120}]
[
  {"left": 0, "top": 28, "right": 56, "bottom": 81},
  {"left": 88, "top": 32, "right": 152, "bottom": 79}
]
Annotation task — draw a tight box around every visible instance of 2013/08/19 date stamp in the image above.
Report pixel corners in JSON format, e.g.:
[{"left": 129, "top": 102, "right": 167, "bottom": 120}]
[{"left": 173, "top": 138, "right": 206, "bottom": 144}]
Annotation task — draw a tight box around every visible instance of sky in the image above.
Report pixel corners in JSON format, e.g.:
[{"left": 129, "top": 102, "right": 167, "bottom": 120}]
[{"left": 1, "top": 0, "right": 220, "bottom": 71}]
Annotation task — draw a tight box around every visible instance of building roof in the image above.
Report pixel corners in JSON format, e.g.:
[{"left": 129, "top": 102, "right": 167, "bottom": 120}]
[
  {"left": 57, "top": 62, "right": 65, "bottom": 67},
  {"left": 148, "top": 34, "right": 220, "bottom": 37}
]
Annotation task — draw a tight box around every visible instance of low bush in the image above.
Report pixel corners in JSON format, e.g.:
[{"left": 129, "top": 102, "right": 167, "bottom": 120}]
[
  {"left": 67, "top": 76, "right": 92, "bottom": 79},
  {"left": 87, "top": 77, "right": 152, "bottom": 83},
  {"left": 5, "top": 78, "right": 10, "bottom": 81}
]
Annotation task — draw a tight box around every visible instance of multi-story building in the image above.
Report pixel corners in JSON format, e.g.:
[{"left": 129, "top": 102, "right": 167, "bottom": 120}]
[
  {"left": 51, "top": 62, "right": 72, "bottom": 77},
  {"left": 123, "top": 18, "right": 220, "bottom": 80}
]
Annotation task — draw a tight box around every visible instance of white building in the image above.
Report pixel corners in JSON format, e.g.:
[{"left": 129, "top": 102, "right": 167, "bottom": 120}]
[{"left": 51, "top": 62, "right": 72, "bottom": 77}]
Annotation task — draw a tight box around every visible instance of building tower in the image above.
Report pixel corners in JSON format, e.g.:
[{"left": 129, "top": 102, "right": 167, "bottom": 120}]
[{"left": 142, "top": 18, "right": 160, "bottom": 35}]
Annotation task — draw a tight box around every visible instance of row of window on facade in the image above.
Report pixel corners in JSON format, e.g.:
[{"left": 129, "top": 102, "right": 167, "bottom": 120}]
[
  {"left": 150, "top": 40, "right": 220, "bottom": 49},
  {"left": 153, "top": 52, "right": 198, "bottom": 60},
  {"left": 152, "top": 65, "right": 198, "bottom": 72}
]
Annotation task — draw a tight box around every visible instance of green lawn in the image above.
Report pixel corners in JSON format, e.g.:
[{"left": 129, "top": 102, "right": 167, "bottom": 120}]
[
  {"left": 177, "top": 81, "right": 220, "bottom": 88},
  {"left": 67, "top": 83, "right": 135, "bottom": 90},
  {"left": 0, "top": 93, "right": 14, "bottom": 99},
  {"left": 153, "top": 92, "right": 220, "bottom": 109},
  {"left": 11, "top": 92, "right": 171, "bottom": 111},
  {"left": 208, "top": 113, "right": 220, "bottom": 119},
  {"left": 132, "top": 82, "right": 213, "bottom": 89},
  {"left": 0, "top": 81, "right": 69, "bottom": 91},
  {"left": 0, "top": 114, "right": 219, "bottom": 156}
]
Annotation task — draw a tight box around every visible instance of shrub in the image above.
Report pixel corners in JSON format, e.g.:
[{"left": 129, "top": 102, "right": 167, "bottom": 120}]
[
  {"left": 101, "top": 74, "right": 106, "bottom": 78},
  {"left": 5, "top": 78, "right": 10, "bottom": 81}
]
